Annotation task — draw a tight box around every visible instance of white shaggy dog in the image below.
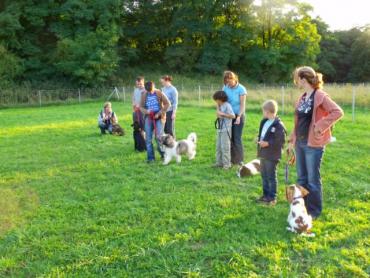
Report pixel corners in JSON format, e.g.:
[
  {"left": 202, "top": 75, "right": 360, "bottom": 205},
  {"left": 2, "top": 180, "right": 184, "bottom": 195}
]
[
  {"left": 237, "top": 159, "right": 261, "bottom": 177},
  {"left": 286, "top": 184, "right": 315, "bottom": 237},
  {"left": 160, "top": 132, "right": 197, "bottom": 165}
]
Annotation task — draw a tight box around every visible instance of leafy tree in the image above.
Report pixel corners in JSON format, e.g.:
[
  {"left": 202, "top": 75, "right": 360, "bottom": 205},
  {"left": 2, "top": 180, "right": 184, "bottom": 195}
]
[
  {"left": 0, "top": 45, "right": 24, "bottom": 85},
  {"left": 350, "top": 28, "right": 370, "bottom": 82}
]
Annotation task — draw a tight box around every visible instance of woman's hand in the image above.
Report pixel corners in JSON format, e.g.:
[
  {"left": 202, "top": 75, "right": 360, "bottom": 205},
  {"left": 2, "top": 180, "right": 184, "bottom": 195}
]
[
  {"left": 234, "top": 116, "right": 241, "bottom": 125},
  {"left": 217, "top": 111, "right": 224, "bottom": 118}
]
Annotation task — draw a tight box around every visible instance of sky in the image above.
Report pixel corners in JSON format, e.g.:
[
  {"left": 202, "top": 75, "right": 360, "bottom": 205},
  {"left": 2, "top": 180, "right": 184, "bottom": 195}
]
[{"left": 299, "top": 0, "right": 370, "bottom": 30}]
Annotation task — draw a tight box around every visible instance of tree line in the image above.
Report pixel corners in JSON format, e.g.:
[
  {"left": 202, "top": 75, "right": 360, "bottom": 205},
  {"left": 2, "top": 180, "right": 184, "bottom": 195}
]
[{"left": 0, "top": 0, "right": 369, "bottom": 87}]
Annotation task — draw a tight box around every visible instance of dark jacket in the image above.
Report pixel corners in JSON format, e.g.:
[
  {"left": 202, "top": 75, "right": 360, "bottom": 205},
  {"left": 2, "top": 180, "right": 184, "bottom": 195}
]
[{"left": 257, "top": 117, "right": 286, "bottom": 161}]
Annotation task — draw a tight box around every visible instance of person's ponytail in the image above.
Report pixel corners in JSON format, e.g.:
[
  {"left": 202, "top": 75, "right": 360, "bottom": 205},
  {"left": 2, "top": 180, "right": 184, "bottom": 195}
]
[{"left": 294, "top": 66, "right": 324, "bottom": 89}]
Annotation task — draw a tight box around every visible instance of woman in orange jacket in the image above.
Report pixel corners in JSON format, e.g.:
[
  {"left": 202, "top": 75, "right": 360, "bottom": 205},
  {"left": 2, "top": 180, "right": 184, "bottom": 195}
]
[{"left": 288, "top": 66, "right": 344, "bottom": 219}]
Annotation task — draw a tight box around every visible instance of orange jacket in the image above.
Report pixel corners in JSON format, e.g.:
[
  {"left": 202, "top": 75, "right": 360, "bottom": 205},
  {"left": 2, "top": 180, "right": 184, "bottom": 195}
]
[{"left": 289, "top": 89, "right": 344, "bottom": 148}]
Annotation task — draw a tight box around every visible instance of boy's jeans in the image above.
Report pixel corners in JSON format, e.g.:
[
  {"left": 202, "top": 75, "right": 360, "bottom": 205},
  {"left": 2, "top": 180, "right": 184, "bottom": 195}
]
[
  {"left": 295, "top": 139, "right": 325, "bottom": 218},
  {"left": 231, "top": 115, "right": 245, "bottom": 165},
  {"left": 260, "top": 158, "right": 278, "bottom": 200},
  {"left": 216, "top": 129, "right": 231, "bottom": 167},
  {"left": 99, "top": 123, "right": 113, "bottom": 134},
  {"left": 144, "top": 116, "right": 164, "bottom": 161}
]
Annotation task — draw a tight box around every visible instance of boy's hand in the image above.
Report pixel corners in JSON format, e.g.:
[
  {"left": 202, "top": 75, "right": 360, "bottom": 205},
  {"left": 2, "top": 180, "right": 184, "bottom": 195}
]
[
  {"left": 235, "top": 116, "right": 241, "bottom": 125},
  {"left": 258, "top": 141, "right": 269, "bottom": 148}
]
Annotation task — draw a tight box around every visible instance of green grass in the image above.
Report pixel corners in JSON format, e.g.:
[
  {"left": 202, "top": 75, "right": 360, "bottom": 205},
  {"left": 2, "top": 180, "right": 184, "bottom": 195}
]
[{"left": 0, "top": 101, "right": 369, "bottom": 277}]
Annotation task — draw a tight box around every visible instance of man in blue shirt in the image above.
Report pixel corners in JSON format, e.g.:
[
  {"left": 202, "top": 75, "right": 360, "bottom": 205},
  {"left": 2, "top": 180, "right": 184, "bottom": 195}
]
[{"left": 161, "top": 75, "right": 178, "bottom": 137}]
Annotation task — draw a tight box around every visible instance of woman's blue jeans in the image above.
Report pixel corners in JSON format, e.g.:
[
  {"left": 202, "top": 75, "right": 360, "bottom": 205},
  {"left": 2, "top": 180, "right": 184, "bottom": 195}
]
[
  {"left": 144, "top": 116, "right": 163, "bottom": 161},
  {"left": 295, "top": 139, "right": 325, "bottom": 218}
]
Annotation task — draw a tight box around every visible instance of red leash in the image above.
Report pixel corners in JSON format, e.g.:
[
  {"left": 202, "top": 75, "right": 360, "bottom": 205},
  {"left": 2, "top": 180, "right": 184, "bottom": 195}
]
[{"left": 149, "top": 111, "right": 160, "bottom": 140}]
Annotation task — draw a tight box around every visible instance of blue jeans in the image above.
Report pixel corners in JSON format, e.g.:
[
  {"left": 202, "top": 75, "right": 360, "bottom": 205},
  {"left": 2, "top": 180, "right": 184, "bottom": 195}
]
[
  {"left": 144, "top": 116, "right": 164, "bottom": 161},
  {"left": 295, "top": 140, "right": 325, "bottom": 218},
  {"left": 260, "top": 158, "right": 278, "bottom": 200},
  {"left": 99, "top": 123, "right": 113, "bottom": 134},
  {"left": 231, "top": 114, "right": 245, "bottom": 164}
]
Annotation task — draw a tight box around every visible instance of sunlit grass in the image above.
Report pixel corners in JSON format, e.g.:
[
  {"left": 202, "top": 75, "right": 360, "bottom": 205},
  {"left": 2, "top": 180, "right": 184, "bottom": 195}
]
[{"left": 0, "top": 101, "right": 369, "bottom": 277}]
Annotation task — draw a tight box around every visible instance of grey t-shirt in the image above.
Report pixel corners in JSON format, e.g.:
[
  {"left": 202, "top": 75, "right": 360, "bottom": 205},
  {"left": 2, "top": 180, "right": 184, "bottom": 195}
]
[
  {"left": 162, "top": 85, "right": 178, "bottom": 112},
  {"left": 133, "top": 87, "right": 145, "bottom": 107},
  {"left": 218, "top": 102, "right": 235, "bottom": 132}
]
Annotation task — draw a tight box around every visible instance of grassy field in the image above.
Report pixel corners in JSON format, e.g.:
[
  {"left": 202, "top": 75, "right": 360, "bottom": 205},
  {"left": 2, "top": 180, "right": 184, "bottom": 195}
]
[{"left": 0, "top": 100, "right": 369, "bottom": 277}]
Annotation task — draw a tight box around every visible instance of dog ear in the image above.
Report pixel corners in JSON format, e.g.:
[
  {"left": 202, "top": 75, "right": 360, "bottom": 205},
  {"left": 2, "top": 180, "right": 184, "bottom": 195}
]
[
  {"left": 297, "top": 185, "right": 309, "bottom": 197},
  {"left": 239, "top": 166, "right": 250, "bottom": 177}
]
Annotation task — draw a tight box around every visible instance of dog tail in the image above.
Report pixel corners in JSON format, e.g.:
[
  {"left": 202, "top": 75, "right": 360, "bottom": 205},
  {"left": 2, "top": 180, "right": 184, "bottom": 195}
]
[{"left": 187, "top": 132, "right": 197, "bottom": 143}]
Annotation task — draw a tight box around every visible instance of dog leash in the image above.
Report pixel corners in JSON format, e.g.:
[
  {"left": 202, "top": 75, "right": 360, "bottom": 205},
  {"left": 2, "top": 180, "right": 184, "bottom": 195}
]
[
  {"left": 215, "top": 118, "right": 234, "bottom": 146},
  {"left": 285, "top": 149, "right": 296, "bottom": 185},
  {"left": 149, "top": 111, "right": 161, "bottom": 140}
]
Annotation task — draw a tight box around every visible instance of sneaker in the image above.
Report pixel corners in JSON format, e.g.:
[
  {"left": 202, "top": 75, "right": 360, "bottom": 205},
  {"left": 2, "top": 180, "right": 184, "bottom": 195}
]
[
  {"left": 223, "top": 165, "right": 231, "bottom": 170},
  {"left": 267, "top": 199, "right": 277, "bottom": 206},
  {"left": 147, "top": 160, "right": 155, "bottom": 164},
  {"left": 257, "top": 196, "right": 269, "bottom": 203},
  {"left": 212, "top": 164, "right": 222, "bottom": 168}
]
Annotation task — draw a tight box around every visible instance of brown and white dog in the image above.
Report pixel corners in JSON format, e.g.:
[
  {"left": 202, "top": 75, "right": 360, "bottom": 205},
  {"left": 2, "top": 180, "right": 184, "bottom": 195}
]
[
  {"left": 112, "top": 124, "right": 125, "bottom": 136},
  {"left": 237, "top": 159, "right": 261, "bottom": 177},
  {"left": 286, "top": 184, "right": 315, "bottom": 237},
  {"left": 160, "top": 132, "right": 197, "bottom": 165}
]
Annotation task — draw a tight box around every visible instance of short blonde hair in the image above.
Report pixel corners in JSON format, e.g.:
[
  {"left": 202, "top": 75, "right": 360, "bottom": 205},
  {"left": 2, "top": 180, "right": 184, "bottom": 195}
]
[
  {"left": 262, "top": 100, "right": 278, "bottom": 115},
  {"left": 104, "top": 101, "right": 112, "bottom": 109}
]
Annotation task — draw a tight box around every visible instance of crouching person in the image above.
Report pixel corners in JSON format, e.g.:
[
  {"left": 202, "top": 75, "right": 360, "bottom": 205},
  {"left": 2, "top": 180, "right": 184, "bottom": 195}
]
[
  {"left": 140, "top": 81, "right": 170, "bottom": 163},
  {"left": 98, "top": 102, "right": 118, "bottom": 134}
]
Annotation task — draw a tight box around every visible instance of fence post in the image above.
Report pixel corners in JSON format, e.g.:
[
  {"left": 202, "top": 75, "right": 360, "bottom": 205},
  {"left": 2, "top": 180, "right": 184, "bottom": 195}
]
[
  {"left": 352, "top": 85, "right": 356, "bottom": 122},
  {"left": 281, "top": 85, "right": 285, "bottom": 115},
  {"left": 123, "top": 87, "right": 126, "bottom": 103},
  {"left": 198, "top": 85, "right": 201, "bottom": 107},
  {"left": 78, "top": 88, "right": 81, "bottom": 103},
  {"left": 38, "top": 90, "right": 42, "bottom": 107}
]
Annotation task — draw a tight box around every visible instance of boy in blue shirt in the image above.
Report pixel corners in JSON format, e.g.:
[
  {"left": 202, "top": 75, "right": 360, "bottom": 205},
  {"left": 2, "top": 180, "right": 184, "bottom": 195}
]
[{"left": 257, "top": 100, "right": 286, "bottom": 205}]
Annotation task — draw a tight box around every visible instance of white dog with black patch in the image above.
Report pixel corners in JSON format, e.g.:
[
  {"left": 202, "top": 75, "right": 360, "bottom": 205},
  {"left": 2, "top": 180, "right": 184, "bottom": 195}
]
[
  {"left": 237, "top": 159, "right": 261, "bottom": 177},
  {"left": 160, "top": 132, "right": 197, "bottom": 165}
]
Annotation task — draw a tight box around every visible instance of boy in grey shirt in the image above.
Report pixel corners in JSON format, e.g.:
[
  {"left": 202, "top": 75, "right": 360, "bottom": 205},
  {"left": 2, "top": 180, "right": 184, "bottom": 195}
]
[{"left": 213, "top": 91, "right": 235, "bottom": 169}]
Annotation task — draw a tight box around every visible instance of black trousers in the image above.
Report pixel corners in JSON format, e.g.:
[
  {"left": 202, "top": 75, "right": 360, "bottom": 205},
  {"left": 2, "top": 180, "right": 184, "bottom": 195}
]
[{"left": 164, "top": 111, "right": 175, "bottom": 137}]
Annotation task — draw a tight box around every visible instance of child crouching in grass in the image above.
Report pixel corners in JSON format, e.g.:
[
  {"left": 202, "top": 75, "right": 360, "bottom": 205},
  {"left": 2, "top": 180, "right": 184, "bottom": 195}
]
[
  {"left": 213, "top": 91, "right": 235, "bottom": 169},
  {"left": 257, "top": 100, "right": 286, "bottom": 205}
]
